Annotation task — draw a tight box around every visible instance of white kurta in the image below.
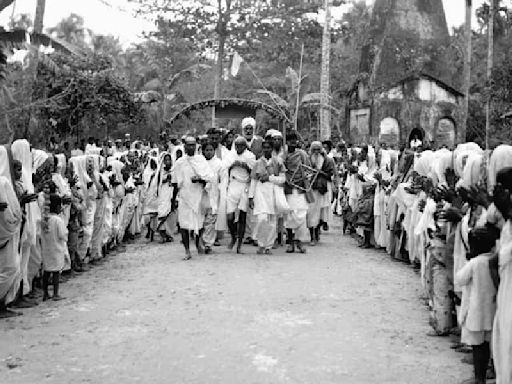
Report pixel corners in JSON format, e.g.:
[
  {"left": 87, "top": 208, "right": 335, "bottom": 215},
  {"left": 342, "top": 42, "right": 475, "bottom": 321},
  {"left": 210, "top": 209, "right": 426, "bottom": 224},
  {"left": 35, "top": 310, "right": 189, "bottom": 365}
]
[{"left": 225, "top": 150, "right": 256, "bottom": 214}]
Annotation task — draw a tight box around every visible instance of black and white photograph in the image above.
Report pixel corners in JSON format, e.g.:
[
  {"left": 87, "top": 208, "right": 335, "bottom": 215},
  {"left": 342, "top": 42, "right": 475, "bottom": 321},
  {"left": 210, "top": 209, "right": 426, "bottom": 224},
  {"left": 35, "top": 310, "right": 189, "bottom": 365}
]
[{"left": 0, "top": 0, "right": 511, "bottom": 383}]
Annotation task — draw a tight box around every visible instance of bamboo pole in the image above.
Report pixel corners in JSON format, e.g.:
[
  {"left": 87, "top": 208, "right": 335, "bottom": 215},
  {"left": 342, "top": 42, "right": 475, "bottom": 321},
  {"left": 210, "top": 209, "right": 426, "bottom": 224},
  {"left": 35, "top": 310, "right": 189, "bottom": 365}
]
[
  {"left": 485, "top": 0, "right": 494, "bottom": 150},
  {"left": 319, "top": 0, "right": 331, "bottom": 141},
  {"left": 293, "top": 43, "right": 305, "bottom": 134},
  {"left": 463, "top": 0, "right": 472, "bottom": 144}
]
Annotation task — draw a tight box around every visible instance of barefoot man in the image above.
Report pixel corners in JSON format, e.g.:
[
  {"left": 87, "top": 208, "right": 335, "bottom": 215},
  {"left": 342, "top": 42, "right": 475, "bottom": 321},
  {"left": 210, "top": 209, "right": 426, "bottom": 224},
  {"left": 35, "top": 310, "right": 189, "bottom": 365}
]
[{"left": 172, "top": 137, "right": 214, "bottom": 260}]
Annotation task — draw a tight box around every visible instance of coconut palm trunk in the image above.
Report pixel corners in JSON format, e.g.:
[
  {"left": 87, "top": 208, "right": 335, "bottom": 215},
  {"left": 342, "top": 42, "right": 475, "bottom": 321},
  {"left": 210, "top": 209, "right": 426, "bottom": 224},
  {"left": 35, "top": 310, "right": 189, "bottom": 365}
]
[
  {"left": 319, "top": 0, "right": 331, "bottom": 141},
  {"left": 462, "top": 0, "right": 472, "bottom": 144},
  {"left": 22, "top": 0, "right": 46, "bottom": 138},
  {"left": 485, "top": 0, "right": 494, "bottom": 150}
]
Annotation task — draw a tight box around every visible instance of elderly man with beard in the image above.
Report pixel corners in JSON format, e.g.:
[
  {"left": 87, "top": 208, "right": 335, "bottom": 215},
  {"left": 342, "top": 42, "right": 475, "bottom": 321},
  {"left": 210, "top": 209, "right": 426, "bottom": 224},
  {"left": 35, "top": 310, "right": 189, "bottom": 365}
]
[
  {"left": 241, "top": 117, "right": 263, "bottom": 245},
  {"left": 307, "top": 141, "right": 335, "bottom": 246},
  {"left": 241, "top": 117, "right": 263, "bottom": 159},
  {"left": 283, "top": 131, "right": 310, "bottom": 253},
  {"left": 225, "top": 136, "right": 256, "bottom": 253},
  {"left": 172, "top": 137, "right": 214, "bottom": 260}
]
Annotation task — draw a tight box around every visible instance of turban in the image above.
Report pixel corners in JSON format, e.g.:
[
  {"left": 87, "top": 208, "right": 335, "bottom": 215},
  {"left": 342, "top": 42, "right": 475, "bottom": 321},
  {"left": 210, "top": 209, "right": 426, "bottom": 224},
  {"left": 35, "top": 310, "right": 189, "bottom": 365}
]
[
  {"left": 241, "top": 117, "right": 256, "bottom": 129},
  {"left": 272, "top": 131, "right": 282, "bottom": 138},
  {"left": 310, "top": 141, "right": 323, "bottom": 151},
  {"left": 234, "top": 136, "right": 248, "bottom": 146},
  {"left": 265, "top": 129, "right": 278, "bottom": 138},
  {"left": 184, "top": 136, "right": 196, "bottom": 145}
]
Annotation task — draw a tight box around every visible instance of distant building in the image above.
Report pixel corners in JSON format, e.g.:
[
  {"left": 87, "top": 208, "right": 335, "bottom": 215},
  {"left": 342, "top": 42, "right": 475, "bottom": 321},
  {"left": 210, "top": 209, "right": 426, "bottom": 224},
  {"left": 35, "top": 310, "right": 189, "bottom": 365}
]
[{"left": 346, "top": 0, "right": 463, "bottom": 148}]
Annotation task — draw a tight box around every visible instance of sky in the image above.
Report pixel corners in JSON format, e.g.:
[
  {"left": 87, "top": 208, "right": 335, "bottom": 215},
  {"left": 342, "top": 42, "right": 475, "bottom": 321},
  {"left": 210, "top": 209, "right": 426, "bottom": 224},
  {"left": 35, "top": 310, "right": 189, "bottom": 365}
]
[{"left": 0, "top": 0, "right": 500, "bottom": 47}]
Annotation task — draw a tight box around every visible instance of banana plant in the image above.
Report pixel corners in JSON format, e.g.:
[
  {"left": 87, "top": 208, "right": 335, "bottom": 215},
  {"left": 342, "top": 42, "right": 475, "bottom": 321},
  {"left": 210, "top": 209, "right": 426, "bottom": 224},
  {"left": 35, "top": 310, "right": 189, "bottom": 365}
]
[{"left": 254, "top": 66, "right": 340, "bottom": 125}]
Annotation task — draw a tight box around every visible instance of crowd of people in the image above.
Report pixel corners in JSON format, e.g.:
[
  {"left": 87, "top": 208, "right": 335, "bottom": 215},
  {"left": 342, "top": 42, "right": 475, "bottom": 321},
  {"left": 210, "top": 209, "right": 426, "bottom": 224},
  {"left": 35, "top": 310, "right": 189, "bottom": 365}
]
[
  {"left": 0, "top": 117, "right": 337, "bottom": 317},
  {"left": 335, "top": 139, "right": 512, "bottom": 384},
  {"left": 1, "top": 116, "right": 511, "bottom": 383}
]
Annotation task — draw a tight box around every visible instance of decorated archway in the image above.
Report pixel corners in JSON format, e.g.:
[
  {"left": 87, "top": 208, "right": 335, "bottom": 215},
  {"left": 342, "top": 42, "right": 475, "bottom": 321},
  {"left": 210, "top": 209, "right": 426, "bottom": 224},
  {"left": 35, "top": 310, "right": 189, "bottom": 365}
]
[{"left": 167, "top": 98, "right": 290, "bottom": 127}]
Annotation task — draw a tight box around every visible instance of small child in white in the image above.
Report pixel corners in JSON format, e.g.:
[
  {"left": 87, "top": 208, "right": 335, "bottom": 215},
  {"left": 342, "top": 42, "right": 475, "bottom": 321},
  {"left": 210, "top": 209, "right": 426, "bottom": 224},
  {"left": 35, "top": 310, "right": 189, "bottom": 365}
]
[
  {"left": 41, "top": 194, "right": 68, "bottom": 301},
  {"left": 455, "top": 225, "right": 499, "bottom": 384}
]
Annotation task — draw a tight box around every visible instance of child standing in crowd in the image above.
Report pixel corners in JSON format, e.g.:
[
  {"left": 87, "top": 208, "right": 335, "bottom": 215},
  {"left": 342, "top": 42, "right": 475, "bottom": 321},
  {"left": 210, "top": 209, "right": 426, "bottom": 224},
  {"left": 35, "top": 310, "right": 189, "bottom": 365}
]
[
  {"left": 456, "top": 226, "right": 499, "bottom": 384},
  {"left": 40, "top": 194, "right": 68, "bottom": 301}
]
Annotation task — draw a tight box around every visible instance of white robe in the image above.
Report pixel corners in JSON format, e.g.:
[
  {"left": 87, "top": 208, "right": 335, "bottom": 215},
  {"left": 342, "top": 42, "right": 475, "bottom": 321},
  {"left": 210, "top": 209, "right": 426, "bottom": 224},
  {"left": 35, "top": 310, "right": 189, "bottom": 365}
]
[
  {"left": 0, "top": 176, "right": 22, "bottom": 304},
  {"left": 493, "top": 220, "right": 512, "bottom": 384},
  {"left": 249, "top": 157, "right": 285, "bottom": 248},
  {"left": 173, "top": 155, "right": 214, "bottom": 233},
  {"left": 11, "top": 139, "right": 37, "bottom": 294}
]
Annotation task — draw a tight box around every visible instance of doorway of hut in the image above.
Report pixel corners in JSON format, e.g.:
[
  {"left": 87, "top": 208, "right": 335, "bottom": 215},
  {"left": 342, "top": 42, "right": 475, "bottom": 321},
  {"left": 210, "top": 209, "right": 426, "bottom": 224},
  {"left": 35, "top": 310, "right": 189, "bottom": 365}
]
[{"left": 408, "top": 128, "right": 424, "bottom": 149}]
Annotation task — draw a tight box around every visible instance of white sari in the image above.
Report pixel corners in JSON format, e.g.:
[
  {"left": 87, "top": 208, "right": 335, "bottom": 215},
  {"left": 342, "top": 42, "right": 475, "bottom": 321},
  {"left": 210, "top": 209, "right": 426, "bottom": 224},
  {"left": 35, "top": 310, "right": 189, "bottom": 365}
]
[
  {"left": 0, "top": 176, "right": 22, "bottom": 303},
  {"left": 11, "top": 139, "right": 37, "bottom": 294}
]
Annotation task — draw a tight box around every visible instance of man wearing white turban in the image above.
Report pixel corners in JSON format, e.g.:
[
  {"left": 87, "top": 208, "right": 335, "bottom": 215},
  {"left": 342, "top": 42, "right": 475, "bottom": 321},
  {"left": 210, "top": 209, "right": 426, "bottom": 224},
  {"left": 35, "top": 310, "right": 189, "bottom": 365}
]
[
  {"left": 241, "top": 117, "right": 263, "bottom": 245},
  {"left": 241, "top": 117, "right": 263, "bottom": 159}
]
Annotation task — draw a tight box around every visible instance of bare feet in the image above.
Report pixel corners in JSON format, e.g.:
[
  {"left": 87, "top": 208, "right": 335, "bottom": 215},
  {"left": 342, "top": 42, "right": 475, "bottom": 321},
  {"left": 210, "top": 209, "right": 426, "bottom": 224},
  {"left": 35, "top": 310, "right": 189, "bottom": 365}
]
[
  {"left": 227, "top": 237, "right": 236, "bottom": 251},
  {"left": 11, "top": 297, "right": 38, "bottom": 309},
  {"left": 0, "top": 308, "right": 22, "bottom": 319},
  {"left": 295, "top": 241, "right": 306, "bottom": 254},
  {"left": 182, "top": 251, "right": 192, "bottom": 261}
]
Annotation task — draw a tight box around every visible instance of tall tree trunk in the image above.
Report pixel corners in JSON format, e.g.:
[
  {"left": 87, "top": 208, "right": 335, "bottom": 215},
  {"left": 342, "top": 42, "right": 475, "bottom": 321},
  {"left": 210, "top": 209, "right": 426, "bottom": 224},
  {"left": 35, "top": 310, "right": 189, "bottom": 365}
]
[
  {"left": 319, "top": 0, "right": 331, "bottom": 141},
  {"left": 22, "top": 0, "right": 46, "bottom": 138},
  {"left": 462, "top": 0, "right": 472, "bottom": 144},
  {"left": 212, "top": 0, "right": 231, "bottom": 127},
  {"left": 485, "top": 0, "right": 494, "bottom": 150}
]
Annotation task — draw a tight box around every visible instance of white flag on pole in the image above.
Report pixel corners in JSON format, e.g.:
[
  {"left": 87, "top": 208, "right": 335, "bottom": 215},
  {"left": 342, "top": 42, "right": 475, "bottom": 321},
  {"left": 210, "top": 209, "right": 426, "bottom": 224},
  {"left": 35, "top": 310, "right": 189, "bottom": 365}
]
[{"left": 230, "top": 51, "right": 243, "bottom": 77}]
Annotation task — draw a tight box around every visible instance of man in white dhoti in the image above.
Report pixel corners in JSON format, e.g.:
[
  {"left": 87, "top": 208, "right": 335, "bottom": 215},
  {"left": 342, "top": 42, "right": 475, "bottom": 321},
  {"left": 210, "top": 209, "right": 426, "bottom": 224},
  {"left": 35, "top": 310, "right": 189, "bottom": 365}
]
[
  {"left": 172, "top": 137, "right": 214, "bottom": 260},
  {"left": 283, "top": 131, "right": 310, "bottom": 253},
  {"left": 249, "top": 139, "right": 286, "bottom": 254},
  {"left": 208, "top": 127, "right": 230, "bottom": 236},
  {"left": 307, "top": 141, "right": 335, "bottom": 246},
  {"left": 201, "top": 142, "right": 224, "bottom": 254},
  {"left": 241, "top": 117, "right": 263, "bottom": 246},
  {"left": 225, "top": 136, "right": 256, "bottom": 253}
]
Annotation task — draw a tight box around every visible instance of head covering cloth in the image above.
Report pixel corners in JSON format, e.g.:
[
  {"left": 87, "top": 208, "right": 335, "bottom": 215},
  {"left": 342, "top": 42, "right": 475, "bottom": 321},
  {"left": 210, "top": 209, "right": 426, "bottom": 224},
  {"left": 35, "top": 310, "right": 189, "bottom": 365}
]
[
  {"left": 241, "top": 117, "right": 256, "bottom": 129},
  {"left": 488, "top": 144, "right": 512, "bottom": 190}
]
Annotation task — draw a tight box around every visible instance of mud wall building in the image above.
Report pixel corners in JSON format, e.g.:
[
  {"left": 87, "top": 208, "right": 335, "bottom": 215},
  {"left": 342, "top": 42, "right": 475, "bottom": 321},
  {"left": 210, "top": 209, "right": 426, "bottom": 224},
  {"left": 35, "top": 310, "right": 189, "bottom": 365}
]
[{"left": 346, "top": 0, "right": 463, "bottom": 148}]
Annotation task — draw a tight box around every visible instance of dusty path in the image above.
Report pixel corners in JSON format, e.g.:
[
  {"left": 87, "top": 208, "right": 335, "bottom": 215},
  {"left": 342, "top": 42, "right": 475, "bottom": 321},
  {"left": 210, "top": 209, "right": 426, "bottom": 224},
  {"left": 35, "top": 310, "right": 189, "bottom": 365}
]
[{"left": 0, "top": 219, "right": 470, "bottom": 384}]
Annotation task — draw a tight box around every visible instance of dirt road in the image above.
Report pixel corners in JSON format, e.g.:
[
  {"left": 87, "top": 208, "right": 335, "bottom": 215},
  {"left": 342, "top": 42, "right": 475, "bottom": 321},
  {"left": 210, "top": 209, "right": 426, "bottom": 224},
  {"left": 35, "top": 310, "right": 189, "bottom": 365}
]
[{"left": 0, "top": 220, "right": 470, "bottom": 383}]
